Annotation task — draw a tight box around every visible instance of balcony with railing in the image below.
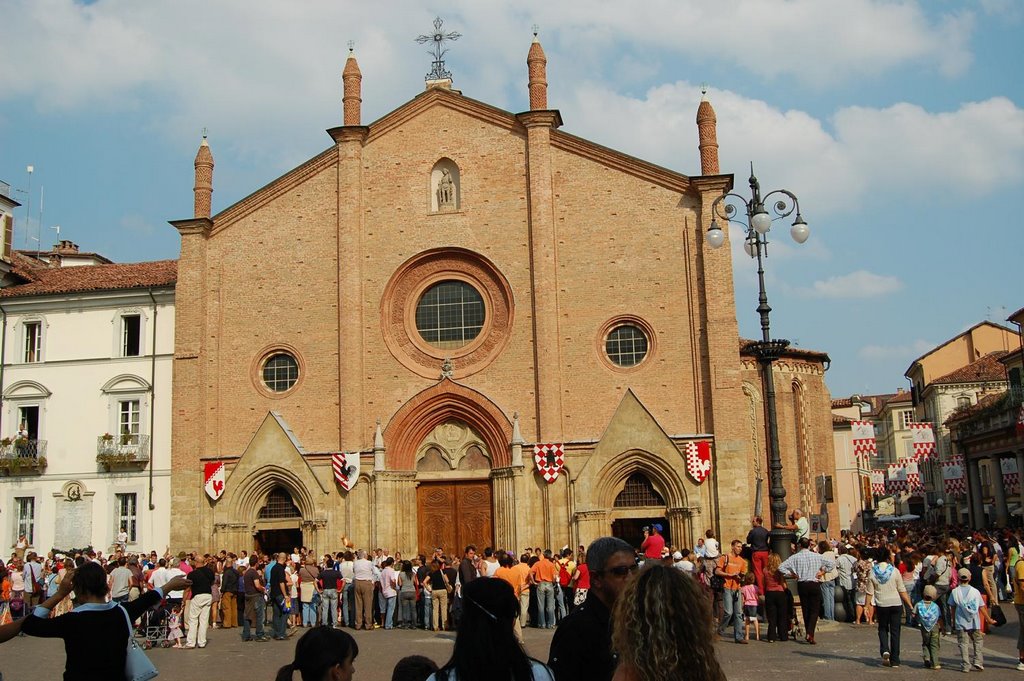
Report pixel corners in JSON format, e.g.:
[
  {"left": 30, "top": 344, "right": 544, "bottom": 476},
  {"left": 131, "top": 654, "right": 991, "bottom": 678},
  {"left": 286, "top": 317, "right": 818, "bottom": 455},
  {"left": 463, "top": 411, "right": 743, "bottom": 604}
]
[
  {"left": 0, "top": 438, "right": 48, "bottom": 475},
  {"left": 96, "top": 433, "right": 151, "bottom": 469},
  {"left": 949, "top": 391, "right": 1022, "bottom": 441}
]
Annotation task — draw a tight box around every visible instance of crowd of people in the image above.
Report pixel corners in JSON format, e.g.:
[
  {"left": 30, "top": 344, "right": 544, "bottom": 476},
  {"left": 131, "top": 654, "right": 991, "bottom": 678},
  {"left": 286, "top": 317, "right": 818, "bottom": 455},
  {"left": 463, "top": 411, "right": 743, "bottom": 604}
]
[{"left": 2, "top": 518, "right": 1024, "bottom": 678}]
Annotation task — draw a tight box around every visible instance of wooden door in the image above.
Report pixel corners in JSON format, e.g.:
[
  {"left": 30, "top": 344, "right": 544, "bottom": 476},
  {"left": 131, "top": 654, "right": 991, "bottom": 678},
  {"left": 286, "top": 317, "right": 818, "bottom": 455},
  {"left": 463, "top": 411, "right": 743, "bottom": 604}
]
[{"left": 417, "top": 481, "right": 493, "bottom": 557}]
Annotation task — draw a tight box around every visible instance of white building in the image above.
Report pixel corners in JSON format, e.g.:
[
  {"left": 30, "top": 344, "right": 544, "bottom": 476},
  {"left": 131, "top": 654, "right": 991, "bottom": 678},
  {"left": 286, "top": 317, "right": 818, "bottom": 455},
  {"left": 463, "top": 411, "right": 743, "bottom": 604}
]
[{"left": 0, "top": 248, "right": 175, "bottom": 555}]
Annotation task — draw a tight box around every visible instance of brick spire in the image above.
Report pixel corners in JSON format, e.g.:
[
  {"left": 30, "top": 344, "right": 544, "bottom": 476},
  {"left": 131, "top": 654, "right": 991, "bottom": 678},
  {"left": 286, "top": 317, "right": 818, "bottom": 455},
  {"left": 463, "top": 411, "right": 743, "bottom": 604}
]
[
  {"left": 193, "top": 133, "right": 214, "bottom": 219},
  {"left": 696, "top": 88, "right": 719, "bottom": 175},
  {"left": 527, "top": 30, "right": 548, "bottom": 110},
  {"left": 342, "top": 47, "right": 362, "bottom": 126}
]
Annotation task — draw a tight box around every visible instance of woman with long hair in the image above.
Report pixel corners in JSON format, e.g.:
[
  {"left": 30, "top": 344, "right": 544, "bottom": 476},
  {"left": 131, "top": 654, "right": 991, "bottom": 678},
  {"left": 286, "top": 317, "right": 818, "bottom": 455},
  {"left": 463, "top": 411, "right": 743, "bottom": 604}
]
[
  {"left": 398, "top": 560, "right": 417, "bottom": 629},
  {"left": 763, "top": 552, "right": 788, "bottom": 642},
  {"left": 428, "top": 577, "right": 552, "bottom": 681},
  {"left": 274, "top": 625, "right": 358, "bottom": 681},
  {"left": 611, "top": 563, "right": 725, "bottom": 681}
]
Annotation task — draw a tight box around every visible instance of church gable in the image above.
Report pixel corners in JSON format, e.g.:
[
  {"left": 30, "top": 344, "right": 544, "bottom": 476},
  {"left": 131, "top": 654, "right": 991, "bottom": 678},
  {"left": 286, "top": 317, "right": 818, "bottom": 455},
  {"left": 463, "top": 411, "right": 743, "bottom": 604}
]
[{"left": 225, "top": 411, "right": 328, "bottom": 497}]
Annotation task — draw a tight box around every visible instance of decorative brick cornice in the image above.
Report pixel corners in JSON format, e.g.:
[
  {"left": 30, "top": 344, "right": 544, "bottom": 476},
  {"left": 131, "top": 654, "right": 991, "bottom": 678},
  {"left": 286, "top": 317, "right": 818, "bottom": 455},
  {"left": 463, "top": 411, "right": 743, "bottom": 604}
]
[
  {"left": 169, "top": 217, "right": 212, "bottom": 237},
  {"left": 515, "top": 110, "right": 562, "bottom": 129},
  {"left": 550, "top": 130, "right": 693, "bottom": 194},
  {"left": 690, "top": 174, "right": 733, "bottom": 195},
  {"left": 327, "top": 126, "right": 369, "bottom": 145},
  {"left": 366, "top": 89, "right": 522, "bottom": 143}
]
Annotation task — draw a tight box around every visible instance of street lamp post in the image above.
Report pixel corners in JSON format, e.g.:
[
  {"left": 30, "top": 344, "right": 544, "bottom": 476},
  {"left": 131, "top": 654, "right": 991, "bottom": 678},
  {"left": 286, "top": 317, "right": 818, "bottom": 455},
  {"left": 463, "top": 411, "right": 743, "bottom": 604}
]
[{"left": 706, "top": 165, "right": 809, "bottom": 559}]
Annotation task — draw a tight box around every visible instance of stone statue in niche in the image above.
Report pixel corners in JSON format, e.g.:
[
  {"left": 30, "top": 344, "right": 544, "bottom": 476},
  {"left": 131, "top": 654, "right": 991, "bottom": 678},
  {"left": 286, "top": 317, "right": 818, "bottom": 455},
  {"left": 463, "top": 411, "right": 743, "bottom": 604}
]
[{"left": 436, "top": 168, "right": 456, "bottom": 209}]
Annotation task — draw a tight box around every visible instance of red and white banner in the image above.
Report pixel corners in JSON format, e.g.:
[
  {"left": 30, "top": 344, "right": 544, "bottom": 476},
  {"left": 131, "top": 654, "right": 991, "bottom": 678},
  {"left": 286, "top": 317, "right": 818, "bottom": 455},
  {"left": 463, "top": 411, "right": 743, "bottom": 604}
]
[
  {"left": 870, "top": 469, "right": 886, "bottom": 495},
  {"left": 332, "top": 452, "right": 360, "bottom": 492},
  {"left": 851, "top": 421, "right": 877, "bottom": 466},
  {"left": 910, "top": 423, "right": 936, "bottom": 461},
  {"left": 942, "top": 457, "right": 966, "bottom": 497},
  {"left": 887, "top": 462, "right": 908, "bottom": 494},
  {"left": 684, "top": 441, "right": 713, "bottom": 484},
  {"left": 902, "top": 458, "right": 923, "bottom": 495},
  {"left": 204, "top": 461, "right": 225, "bottom": 501},
  {"left": 1001, "top": 457, "right": 1020, "bottom": 495},
  {"left": 534, "top": 444, "right": 565, "bottom": 484}
]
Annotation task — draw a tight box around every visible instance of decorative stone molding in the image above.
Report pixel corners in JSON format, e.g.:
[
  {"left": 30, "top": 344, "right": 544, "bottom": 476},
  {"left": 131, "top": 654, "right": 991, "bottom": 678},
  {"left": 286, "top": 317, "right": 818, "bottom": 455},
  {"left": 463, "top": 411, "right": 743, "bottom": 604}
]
[{"left": 380, "top": 248, "right": 514, "bottom": 379}]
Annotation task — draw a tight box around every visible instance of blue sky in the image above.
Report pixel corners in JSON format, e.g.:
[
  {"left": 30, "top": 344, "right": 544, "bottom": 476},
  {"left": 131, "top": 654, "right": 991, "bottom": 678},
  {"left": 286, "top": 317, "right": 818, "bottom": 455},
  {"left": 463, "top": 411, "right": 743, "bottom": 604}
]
[{"left": 2, "top": 0, "right": 1022, "bottom": 398}]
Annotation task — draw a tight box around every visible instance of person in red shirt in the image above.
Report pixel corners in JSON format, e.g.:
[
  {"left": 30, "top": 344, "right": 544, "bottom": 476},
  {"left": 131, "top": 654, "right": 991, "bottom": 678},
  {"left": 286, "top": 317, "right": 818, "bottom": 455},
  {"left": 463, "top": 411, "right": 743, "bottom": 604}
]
[{"left": 641, "top": 524, "right": 666, "bottom": 560}]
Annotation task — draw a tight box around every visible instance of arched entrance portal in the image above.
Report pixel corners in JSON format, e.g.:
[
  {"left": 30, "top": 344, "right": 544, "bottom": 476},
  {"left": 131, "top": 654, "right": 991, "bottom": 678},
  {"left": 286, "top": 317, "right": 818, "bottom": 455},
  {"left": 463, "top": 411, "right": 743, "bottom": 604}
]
[
  {"left": 414, "top": 420, "right": 494, "bottom": 556},
  {"left": 254, "top": 486, "right": 303, "bottom": 555},
  {"left": 610, "top": 473, "right": 671, "bottom": 550}
]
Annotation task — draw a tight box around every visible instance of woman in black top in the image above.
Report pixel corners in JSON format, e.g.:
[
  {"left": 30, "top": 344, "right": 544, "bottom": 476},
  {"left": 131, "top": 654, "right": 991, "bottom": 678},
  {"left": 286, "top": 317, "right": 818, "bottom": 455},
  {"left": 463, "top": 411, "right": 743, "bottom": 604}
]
[{"left": 22, "top": 561, "right": 191, "bottom": 680}]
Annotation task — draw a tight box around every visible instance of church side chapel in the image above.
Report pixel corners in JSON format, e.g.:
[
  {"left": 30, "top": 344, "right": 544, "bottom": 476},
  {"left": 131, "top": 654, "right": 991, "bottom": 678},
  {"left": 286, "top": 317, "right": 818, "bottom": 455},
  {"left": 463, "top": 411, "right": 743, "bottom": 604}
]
[{"left": 170, "top": 21, "right": 836, "bottom": 556}]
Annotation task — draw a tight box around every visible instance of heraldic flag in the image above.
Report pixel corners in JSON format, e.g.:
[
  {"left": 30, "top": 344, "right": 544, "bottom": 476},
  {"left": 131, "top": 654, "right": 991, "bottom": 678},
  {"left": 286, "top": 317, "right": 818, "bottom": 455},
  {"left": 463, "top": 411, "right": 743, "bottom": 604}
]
[
  {"left": 332, "top": 452, "right": 360, "bottom": 492},
  {"left": 910, "top": 423, "right": 936, "bottom": 460},
  {"left": 684, "top": 441, "right": 712, "bottom": 484},
  {"left": 204, "top": 461, "right": 225, "bottom": 501},
  {"left": 851, "top": 421, "right": 877, "bottom": 465},
  {"left": 942, "top": 457, "right": 966, "bottom": 497},
  {"left": 870, "top": 469, "right": 886, "bottom": 495},
  {"left": 534, "top": 444, "right": 565, "bottom": 484}
]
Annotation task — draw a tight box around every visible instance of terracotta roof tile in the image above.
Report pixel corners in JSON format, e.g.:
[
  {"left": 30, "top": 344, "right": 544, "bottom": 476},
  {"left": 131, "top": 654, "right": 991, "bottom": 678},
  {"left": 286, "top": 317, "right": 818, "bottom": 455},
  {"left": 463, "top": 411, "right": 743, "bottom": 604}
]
[
  {"left": 832, "top": 398, "right": 853, "bottom": 408},
  {"left": 932, "top": 351, "right": 1009, "bottom": 385},
  {"left": 0, "top": 260, "right": 177, "bottom": 298},
  {"left": 833, "top": 415, "right": 853, "bottom": 426}
]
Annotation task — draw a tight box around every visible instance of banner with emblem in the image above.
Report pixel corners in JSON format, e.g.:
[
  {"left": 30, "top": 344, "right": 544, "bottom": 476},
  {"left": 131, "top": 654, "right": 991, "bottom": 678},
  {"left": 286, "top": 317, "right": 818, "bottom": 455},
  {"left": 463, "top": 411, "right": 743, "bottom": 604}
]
[
  {"left": 533, "top": 444, "right": 565, "bottom": 484},
  {"left": 942, "top": 457, "right": 966, "bottom": 497},
  {"left": 851, "top": 421, "right": 877, "bottom": 467},
  {"left": 204, "top": 461, "right": 225, "bottom": 501},
  {"left": 887, "top": 462, "right": 908, "bottom": 494},
  {"left": 870, "top": 469, "right": 886, "bottom": 495},
  {"left": 1001, "top": 457, "right": 1020, "bottom": 495},
  {"left": 684, "top": 441, "right": 713, "bottom": 484},
  {"left": 332, "top": 452, "right": 360, "bottom": 492},
  {"left": 910, "top": 423, "right": 936, "bottom": 461},
  {"left": 902, "top": 458, "right": 923, "bottom": 494}
]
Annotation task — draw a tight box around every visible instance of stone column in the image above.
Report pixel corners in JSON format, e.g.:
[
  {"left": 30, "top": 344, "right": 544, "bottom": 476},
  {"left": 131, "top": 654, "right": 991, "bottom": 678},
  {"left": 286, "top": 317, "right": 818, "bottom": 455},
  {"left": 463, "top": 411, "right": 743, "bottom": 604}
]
[
  {"left": 573, "top": 510, "right": 607, "bottom": 550},
  {"left": 667, "top": 507, "right": 692, "bottom": 550},
  {"left": 967, "top": 457, "right": 984, "bottom": 528},
  {"left": 491, "top": 466, "right": 523, "bottom": 551},
  {"left": 992, "top": 456, "right": 1010, "bottom": 527},
  {"left": 372, "top": 471, "right": 417, "bottom": 552}
]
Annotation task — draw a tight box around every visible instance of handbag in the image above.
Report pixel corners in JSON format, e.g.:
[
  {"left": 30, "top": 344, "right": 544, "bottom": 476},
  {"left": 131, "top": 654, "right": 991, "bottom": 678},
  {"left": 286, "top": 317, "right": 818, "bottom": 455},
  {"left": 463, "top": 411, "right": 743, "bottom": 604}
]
[
  {"left": 990, "top": 603, "right": 1007, "bottom": 627},
  {"left": 119, "top": 605, "right": 158, "bottom": 681}
]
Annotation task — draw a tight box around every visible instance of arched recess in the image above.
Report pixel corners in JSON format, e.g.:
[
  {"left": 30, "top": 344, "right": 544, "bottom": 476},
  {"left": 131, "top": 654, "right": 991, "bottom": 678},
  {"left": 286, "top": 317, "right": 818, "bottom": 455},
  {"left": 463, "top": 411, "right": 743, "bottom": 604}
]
[
  {"left": 430, "top": 158, "right": 461, "bottom": 212},
  {"left": 101, "top": 374, "right": 152, "bottom": 394},
  {"left": 595, "top": 449, "right": 689, "bottom": 511},
  {"left": 385, "top": 378, "right": 512, "bottom": 470},
  {"left": 229, "top": 465, "right": 317, "bottom": 523}
]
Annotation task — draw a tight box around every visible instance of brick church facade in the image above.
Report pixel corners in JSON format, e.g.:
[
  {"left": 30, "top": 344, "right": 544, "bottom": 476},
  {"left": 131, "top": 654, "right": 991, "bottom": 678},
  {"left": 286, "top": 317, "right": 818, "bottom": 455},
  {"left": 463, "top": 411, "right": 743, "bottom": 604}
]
[{"left": 169, "top": 37, "right": 836, "bottom": 556}]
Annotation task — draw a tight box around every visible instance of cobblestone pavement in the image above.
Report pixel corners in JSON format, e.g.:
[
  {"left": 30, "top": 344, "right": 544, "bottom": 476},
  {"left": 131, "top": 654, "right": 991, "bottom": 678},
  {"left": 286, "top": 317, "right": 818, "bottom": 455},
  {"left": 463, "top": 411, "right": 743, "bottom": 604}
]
[{"left": 1, "top": 618, "right": 1021, "bottom": 680}]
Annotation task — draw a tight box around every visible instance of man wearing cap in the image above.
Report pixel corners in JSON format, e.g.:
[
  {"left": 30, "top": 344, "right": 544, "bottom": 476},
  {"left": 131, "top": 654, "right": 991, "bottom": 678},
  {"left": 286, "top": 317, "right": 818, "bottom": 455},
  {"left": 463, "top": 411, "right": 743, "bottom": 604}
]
[
  {"left": 641, "top": 524, "right": 666, "bottom": 561},
  {"left": 949, "top": 567, "right": 996, "bottom": 673}
]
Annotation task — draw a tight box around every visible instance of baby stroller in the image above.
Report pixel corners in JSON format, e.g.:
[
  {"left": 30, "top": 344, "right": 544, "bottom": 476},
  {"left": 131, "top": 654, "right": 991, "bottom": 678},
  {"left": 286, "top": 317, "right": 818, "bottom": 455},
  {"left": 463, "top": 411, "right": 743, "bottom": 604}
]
[{"left": 138, "top": 602, "right": 172, "bottom": 649}]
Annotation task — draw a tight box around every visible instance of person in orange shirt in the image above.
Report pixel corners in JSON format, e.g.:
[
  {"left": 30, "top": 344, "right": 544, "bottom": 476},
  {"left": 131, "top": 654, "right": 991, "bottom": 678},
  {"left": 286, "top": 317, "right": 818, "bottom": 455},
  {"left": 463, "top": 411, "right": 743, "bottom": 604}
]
[
  {"left": 495, "top": 554, "right": 527, "bottom": 644},
  {"left": 530, "top": 549, "right": 558, "bottom": 628},
  {"left": 512, "top": 554, "right": 532, "bottom": 628},
  {"left": 715, "top": 540, "right": 749, "bottom": 644}
]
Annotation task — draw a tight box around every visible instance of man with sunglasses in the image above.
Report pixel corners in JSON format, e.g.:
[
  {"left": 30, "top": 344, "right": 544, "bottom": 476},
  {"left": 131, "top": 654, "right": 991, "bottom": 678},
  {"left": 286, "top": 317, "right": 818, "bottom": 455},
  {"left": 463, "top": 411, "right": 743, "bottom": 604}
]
[{"left": 549, "top": 537, "right": 635, "bottom": 681}]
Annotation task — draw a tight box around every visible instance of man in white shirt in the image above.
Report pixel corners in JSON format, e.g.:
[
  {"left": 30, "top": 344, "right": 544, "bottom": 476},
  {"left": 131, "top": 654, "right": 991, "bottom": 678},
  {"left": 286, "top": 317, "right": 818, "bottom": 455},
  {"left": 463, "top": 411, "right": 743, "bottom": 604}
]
[
  {"left": 165, "top": 558, "right": 187, "bottom": 607},
  {"left": 950, "top": 568, "right": 996, "bottom": 673},
  {"left": 149, "top": 558, "right": 170, "bottom": 592},
  {"left": 22, "top": 553, "right": 43, "bottom": 607},
  {"left": 352, "top": 550, "right": 376, "bottom": 630},
  {"left": 702, "top": 529, "right": 721, "bottom": 584}
]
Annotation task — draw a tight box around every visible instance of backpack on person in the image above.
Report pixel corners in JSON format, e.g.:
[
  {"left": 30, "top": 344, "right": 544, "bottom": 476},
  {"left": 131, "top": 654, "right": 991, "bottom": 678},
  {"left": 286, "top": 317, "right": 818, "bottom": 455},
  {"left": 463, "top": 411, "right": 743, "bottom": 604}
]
[{"left": 558, "top": 561, "right": 571, "bottom": 587}]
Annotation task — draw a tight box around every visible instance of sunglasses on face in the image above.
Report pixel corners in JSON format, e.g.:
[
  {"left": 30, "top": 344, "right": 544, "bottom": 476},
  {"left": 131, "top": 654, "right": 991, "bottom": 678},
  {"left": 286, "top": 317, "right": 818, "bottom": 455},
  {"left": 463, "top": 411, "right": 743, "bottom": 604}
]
[{"left": 600, "top": 564, "right": 638, "bottom": 577}]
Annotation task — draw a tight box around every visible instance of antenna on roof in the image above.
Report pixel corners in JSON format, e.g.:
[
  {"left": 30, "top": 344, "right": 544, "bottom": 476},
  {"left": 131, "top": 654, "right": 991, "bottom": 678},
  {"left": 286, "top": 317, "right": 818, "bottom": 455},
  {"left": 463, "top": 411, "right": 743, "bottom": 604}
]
[{"left": 50, "top": 224, "right": 60, "bottom": 245}]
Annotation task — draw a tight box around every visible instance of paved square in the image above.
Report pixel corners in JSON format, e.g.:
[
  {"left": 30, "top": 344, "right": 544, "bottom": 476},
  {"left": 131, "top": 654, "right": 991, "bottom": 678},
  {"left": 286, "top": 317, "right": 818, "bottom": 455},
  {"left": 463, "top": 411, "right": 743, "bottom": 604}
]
[{"left": 1, "top": 618, "right": 1021, "bottom": 680}]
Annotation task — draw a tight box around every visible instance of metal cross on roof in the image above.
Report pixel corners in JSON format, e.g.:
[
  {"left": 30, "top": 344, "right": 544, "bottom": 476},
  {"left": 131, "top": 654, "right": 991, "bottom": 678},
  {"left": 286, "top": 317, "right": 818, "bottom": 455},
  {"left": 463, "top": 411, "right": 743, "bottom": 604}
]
[{"left": 416, "top": 16, "right": 461, "bottom": 82}]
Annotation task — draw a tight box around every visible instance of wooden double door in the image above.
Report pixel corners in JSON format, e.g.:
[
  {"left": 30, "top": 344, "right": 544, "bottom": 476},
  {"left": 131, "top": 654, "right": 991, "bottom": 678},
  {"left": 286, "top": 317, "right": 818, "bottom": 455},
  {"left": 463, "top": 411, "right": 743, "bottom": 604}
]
[{"left": 417, "top": 481, "right": 493, "bottom": 558}]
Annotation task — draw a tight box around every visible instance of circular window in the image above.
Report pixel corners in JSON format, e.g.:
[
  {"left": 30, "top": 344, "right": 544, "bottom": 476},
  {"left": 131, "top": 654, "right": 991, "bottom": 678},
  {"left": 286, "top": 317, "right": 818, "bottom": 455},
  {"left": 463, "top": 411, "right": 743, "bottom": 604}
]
[
  {"left": 262, "top": 353, "right": 299, "bottom": 392},
  {"left": 605, "top": 324, "right": 649, "bottom": 367},
  {"left": 415, "top": 280, "right": 485, "bottom": 350}
]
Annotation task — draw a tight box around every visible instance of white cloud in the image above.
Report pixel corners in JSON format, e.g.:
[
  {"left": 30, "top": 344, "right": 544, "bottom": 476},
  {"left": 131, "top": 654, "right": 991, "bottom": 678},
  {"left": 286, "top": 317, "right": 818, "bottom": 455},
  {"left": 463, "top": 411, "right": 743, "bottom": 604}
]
[
  {"left": 858, "top": 339, "right": 933, "bottom": 361},
  {"left": 802, "top": 270, "right": 904, "bottom": 299}
]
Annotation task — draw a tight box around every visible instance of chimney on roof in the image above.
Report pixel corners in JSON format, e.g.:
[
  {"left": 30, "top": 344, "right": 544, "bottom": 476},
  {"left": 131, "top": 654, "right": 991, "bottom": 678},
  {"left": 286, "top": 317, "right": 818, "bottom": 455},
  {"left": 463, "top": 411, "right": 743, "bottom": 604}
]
[
  {"left": 54, "top": 240, "right": 79, "bottom": 255},
  {"left": 696, "top": 87, "right": 720, "bottom": 175},
  {"left": 343, "top": 47, "right": 362, "bottom": 126},
  {"left": 527, "top": 30, "right": 548, "bottom": 110},
  {"left": 194, "top": 134, "right": 214, "bottom": 219}
]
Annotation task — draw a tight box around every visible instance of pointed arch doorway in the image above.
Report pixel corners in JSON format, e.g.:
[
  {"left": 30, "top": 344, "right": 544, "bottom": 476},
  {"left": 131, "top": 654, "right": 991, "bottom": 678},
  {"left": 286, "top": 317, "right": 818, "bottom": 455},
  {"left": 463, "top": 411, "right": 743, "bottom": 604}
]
[
  {"left": 254, "top": 486, "right": 303, "bottom": 555},
  {"left": 414, "top": 419, "right": 494, "bottom": 556},
  {"left": 609, "top": 472, "right": 672, "bottom": 550}
]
